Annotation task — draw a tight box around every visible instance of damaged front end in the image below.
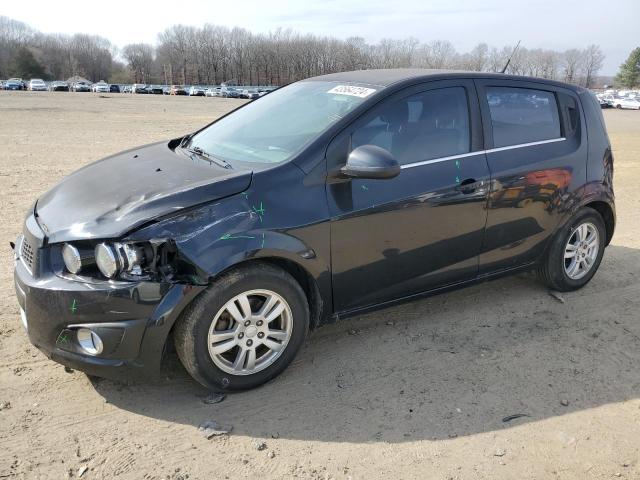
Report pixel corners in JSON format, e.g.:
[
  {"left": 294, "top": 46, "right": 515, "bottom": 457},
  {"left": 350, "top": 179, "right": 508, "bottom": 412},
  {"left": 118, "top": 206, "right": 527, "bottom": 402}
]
[
  {"left": 57, "top": 237, "right": 207, "bottom": 286},
  {"left": 11, "top": 140, "right": 258, "bottom": 379},
  {"left": 13, "top": 207, "right": 207, "bottom": 382},
  {"left": 13, "top": 136, "right": 328, "bottom": 382}
]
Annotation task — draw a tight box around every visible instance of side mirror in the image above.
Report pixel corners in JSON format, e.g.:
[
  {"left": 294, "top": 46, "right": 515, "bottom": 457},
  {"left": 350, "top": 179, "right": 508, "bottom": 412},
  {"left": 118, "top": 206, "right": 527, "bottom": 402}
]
[{"left": 340, "top": 145, "right": 401, "bottom": 180}]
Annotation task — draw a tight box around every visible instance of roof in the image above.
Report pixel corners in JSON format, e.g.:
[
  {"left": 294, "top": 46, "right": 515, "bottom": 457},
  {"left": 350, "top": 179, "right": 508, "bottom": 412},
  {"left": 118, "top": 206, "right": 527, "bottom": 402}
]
[
  {"left": 305, "top": 69, "right": 463, "bottom": 86},
  {"left": 305, "top": 68, "right": 581, "bottom": 91}
]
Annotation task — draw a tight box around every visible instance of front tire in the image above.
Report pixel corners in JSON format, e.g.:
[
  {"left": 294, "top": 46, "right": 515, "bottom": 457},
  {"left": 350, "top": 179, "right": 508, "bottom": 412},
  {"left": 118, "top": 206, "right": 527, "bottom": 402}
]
[
  {"left": 173, "top": 263, "right": 309, "bottom": 391},
  {"left": 537, "top": 207, "right": 606, "bottom": 292}
]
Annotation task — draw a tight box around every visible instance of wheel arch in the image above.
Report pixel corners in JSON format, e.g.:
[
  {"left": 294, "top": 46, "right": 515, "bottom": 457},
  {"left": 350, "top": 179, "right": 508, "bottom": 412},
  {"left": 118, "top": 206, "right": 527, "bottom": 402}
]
[
  {"left": 218, "top": 256, "right": 325, "bottom": 330},
  {"left": 540, "top": 193, "right": 615, "bottom": 265},
  {"left": 168, "top": 252, "right": 326, "bottom": 347},
  {"left": 583, "top": 200, "right": 615, "bottom": 245}
]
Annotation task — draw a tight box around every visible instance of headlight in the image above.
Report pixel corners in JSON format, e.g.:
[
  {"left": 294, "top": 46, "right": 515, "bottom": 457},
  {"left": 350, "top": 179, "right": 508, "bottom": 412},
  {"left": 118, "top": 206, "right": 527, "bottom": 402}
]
[
  {"left": 62, "top": 243, "right": 82, "bottom": 273},
  {"left": 62, "top": 243, "right": 94, "bottom": 274},
  {"left": 95, "top": 243, "right": 119, "bottom": 278},
  {"left": 95, "top": 242, "right": 148, "bottom": 279}
]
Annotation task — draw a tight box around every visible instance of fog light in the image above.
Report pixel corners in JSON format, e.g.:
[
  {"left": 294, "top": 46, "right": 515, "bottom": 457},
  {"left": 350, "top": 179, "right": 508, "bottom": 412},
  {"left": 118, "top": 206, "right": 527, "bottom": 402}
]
[{"left": 76, "top": 328, "right": 103, "bottom": 355}]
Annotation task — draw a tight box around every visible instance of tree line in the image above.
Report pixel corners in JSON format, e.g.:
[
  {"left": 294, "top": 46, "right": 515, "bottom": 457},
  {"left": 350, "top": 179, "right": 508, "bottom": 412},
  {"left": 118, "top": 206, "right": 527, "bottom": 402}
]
[{"left": 1, "top": 15, "right": 631, "bottom": 88}]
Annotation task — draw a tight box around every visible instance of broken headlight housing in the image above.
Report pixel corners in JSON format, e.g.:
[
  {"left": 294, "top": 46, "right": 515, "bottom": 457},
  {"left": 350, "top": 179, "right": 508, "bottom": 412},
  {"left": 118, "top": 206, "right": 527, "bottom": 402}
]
[
  {"left": 95, "top": 242, "right": 151, "bottom": 278},
  {"left": 61, "top": 241, "right": 155, "bottom": 280},
  {"left": 58, "top": 239, "right": 199, "bottom": 283}
]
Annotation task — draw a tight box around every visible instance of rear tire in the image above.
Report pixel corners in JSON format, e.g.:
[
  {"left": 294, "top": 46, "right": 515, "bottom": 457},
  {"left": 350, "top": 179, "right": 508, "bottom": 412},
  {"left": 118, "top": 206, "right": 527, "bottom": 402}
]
[
  {"left": 174, "top": 262, "right": 309, "bottom": 391},
  {"left": 537, "top": 207, "right": 606, "bottom": 292}
]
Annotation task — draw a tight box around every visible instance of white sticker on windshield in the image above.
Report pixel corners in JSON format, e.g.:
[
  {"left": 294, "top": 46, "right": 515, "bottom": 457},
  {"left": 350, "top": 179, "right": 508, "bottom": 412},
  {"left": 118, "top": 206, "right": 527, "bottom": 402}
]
[{"left": 327, "top": 85, "right": 376, "bottom": 98}]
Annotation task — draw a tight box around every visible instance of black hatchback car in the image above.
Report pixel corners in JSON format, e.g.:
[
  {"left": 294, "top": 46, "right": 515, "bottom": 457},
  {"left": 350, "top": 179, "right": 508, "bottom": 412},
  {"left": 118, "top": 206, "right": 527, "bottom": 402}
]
[{"left": 14, "top": 69, "right": 615, "bottom": 391}]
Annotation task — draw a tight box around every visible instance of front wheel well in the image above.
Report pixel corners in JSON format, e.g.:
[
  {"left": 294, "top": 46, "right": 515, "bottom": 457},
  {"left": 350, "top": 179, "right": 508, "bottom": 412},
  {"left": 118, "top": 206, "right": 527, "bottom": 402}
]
[
  {"left": 256, "top": 257, "right": 324, "bottom": 329},
  {"left": 584, "top": 201, "right": 615, "bottom": 245},
  {"left": 165, "top": 257, "right": 324, "bottom": 359},
  {"left": 197, "top": 257, "right": 324, "bottom": 330}
]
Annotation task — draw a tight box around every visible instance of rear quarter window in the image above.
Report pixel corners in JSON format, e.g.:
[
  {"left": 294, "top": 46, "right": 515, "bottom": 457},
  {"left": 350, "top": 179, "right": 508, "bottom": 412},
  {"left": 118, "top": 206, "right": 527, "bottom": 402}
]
[{"left": 486, "top": 87, "right": 561, "bottom": 148}]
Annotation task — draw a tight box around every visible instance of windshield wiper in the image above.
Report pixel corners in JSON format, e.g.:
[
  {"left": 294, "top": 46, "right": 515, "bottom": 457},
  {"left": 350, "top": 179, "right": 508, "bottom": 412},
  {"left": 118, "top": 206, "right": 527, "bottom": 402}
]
[
  {"left": 179, "top": 133, "right": 193, "bottom": 148},
  {"left": 183, "top": 145, "right": 232, "bottom": 169}
]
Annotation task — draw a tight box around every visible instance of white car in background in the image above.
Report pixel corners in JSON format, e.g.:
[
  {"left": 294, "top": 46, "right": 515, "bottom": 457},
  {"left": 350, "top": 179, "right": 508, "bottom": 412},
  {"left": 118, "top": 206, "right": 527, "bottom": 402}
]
[
  {"left": 28, "top": 79, "right": 47, "bottom": 91},
  {"left": 206, "top": 87, "right": 222, "bottom": 97},
  {"left": 610, "top": 97, "right": 640, "bottom": 110},
  {"left": 91, "top": 82, "right": 109, "bottom": 93},
  {"left": 188, "top": 85, "right": 207, "bottom": 96}
]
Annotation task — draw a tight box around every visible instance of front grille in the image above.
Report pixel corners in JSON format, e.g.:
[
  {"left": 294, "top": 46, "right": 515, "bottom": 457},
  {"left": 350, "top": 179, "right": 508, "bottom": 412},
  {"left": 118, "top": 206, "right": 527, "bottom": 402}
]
[{"left": 20, "top": 236, "right": 35, "bottom": 273}]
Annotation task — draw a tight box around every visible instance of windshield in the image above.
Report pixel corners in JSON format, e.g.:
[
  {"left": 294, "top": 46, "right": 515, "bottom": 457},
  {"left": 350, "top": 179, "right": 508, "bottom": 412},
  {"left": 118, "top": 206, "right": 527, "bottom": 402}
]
[{"left": 188, "top": 81, "right": 376, "bottom": 164}]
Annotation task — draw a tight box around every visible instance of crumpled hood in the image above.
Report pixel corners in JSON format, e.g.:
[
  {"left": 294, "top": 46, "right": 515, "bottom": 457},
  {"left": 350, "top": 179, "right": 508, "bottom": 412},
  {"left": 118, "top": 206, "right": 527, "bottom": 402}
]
[{"left": 36, "top": 141, "right": 252, "bottom": 243}]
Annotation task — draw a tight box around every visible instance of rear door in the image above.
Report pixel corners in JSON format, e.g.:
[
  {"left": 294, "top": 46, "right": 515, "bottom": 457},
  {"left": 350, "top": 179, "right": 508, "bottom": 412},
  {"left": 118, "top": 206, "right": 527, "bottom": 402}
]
[
  {"left": 327, "top": 79, "right": 490, "bottom": 313},
  {"left": 475, "top": 79, "right": 587, "bottom": 274}
]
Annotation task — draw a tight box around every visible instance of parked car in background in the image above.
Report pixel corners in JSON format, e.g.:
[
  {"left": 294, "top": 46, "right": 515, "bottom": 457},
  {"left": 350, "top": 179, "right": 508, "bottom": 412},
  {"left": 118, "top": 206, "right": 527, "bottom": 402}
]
[
  {"left": 121, "top": 85, "right": 132, "bottom": 93},
  {"left": 596, "top": 95, "right": 611, "bottom": 108},
  {"left": 109, "top": 84, "right": 120, "bottom": 93},
  {"left": 91, "top": 82, "right": 109, "bottom": 93},
  {"left": 148, "top": 85, "right": 164, "bottom": 95},
  {"left": 5, "top": 78, "right": 24, "bottom": 90},
  {"left": 240, "top": 88, "right": 260, "bottom": 99},
  {"left": 28, "top": 79, "right": 47, "bottom": 91},
  {"left": 162, "top": 86, "right": 171, "bottom": 95},
  {"left": 257, "top": 88, "right": 276, "bottom": 97},
  {"left": 49, "top": 81, "right": 70, "bottom": 92},
  {"left": 610, "top": 97, "right": 640, "bottom": 110},
  {"left": 170, "top": 85, "right": 188, "bottom": 95},
  {"left": 131, "top": 83, "right": 147, "bottom": 94},
  {"left": 12, "top": 70, "right": 616, "bottom": 392},
  {"left": 206, "top": 87, "right": 222, "bottom": 97},
  {"left": 189, "top": 85, "right": 207, "bottom": 96},
  {"left": 71, "top": 82, "right": 91, "bottom": 92},
  {"left": 220, "top": 86, "right": 239, "bottom": 98}
]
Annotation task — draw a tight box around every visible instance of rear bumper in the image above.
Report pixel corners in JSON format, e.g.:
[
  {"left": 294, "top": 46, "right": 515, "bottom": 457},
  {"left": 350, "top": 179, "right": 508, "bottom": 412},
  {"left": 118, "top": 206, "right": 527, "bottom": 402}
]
[{"left": 13, "top": 222, "right": 204, "bottom": 381}]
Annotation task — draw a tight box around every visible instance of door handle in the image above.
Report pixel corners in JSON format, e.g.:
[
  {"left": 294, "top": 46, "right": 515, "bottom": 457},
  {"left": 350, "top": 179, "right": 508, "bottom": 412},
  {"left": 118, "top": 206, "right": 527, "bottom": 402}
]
[{"left": 458, "top": 178, "right": 480, "bottom": 194}]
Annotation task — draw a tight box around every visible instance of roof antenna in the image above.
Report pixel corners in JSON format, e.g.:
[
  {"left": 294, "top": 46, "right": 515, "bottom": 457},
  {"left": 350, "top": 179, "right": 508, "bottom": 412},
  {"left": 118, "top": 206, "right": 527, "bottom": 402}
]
[{"left": 501, "top": 40, "right": 521, "bottom": 74}]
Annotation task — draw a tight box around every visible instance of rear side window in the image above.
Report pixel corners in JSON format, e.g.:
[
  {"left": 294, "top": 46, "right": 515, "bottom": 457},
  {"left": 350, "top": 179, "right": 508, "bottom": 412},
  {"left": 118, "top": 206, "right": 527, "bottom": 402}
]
[
  {"left": 352, "top": 87, "right": 470, "bottom": 165},
  {"left": 486, "top": 87, "right": 561, "bottom": 148}
]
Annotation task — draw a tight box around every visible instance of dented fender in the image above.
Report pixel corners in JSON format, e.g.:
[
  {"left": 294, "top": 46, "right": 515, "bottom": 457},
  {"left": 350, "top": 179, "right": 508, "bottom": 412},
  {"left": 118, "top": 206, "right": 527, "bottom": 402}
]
[{"left": 125, "top": 164, "right": 333, "bottom": 321}]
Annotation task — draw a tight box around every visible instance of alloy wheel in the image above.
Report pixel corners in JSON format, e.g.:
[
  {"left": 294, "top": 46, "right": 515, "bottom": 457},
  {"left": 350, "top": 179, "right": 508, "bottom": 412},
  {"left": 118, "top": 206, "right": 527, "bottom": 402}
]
[
  {"left": 564, "top": 222, "right": 599, "bottom": 280},
  {"left": 207, "top": 289, "right": 293, "bottom": 375}
]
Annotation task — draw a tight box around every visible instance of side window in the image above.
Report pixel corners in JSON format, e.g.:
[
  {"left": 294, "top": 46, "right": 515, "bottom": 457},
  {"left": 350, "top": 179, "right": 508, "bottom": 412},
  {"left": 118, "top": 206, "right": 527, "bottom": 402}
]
[
  {"left": 486, "top": 87, "right": 561, "bottom": 148},
  {"left": 351, "top": 87, "right": 470, "bottom": 165},
  {"left": 558, "top": 92, "right": 580, "bottom": 138}
]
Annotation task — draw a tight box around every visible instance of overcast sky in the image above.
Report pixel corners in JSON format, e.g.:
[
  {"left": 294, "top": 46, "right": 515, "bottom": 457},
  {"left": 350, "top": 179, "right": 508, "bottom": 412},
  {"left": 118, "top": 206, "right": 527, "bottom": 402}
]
[{"left": 3, "top": 0, "right": 638, "bottom": 75}]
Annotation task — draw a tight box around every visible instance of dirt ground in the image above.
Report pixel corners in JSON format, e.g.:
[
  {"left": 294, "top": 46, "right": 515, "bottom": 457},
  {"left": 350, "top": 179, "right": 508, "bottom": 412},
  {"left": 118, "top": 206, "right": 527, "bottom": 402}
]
[{"left": 0, "top": 92, "right": 639, "bottom": 480}]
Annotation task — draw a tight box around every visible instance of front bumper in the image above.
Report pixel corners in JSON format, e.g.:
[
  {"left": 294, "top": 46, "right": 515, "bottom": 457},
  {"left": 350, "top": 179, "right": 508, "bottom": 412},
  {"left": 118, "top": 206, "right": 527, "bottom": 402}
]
[{"left": 13, "top": 216, "right": 204, "bottom": 381}]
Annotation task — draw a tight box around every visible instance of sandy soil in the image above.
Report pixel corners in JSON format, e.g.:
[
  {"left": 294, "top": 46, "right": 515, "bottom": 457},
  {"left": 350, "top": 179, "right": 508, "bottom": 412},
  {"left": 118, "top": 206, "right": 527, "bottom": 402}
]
[{"left": 0, "top": 92, "right": 639, "bottom": 480}]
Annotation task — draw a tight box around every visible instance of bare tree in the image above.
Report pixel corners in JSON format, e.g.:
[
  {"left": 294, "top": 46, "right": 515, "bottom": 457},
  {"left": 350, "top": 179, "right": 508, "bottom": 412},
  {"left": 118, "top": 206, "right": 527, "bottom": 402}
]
[
  {"left": 0, "top": 16, "right": 34, "bottom": 77},
  {"left": 581, "top": 44, "right": 605, "bottom": 88},
  {"left": 122, "top": 43, "right": 154, "bottom": 83},
  {"left": 562, "top": 48, "right": 583, "bottom": 83}
]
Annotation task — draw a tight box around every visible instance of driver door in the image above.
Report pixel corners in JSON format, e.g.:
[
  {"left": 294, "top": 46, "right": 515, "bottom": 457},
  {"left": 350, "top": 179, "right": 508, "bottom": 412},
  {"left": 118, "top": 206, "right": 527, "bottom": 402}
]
[{"left": 327, "top": 80, "right": 490, "bottom": 313}]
